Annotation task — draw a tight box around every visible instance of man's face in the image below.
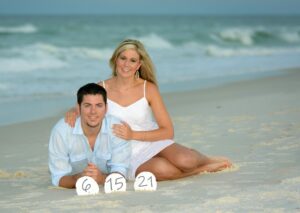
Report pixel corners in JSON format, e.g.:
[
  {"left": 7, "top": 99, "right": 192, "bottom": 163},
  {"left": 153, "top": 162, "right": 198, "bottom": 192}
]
[{"left": 79, "top": 94, "right": 106, "bottom": 128}]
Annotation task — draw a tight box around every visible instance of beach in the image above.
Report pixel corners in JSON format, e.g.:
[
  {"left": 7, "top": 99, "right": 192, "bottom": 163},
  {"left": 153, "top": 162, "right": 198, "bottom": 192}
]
[{"left": 0, "top": 68, "right": 299, "bottom": 212}]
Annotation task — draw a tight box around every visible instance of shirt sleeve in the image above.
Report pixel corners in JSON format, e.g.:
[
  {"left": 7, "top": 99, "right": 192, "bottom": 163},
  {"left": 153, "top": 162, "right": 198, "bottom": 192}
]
[
  {"left": 106, "top": 119, "right": 131, "bottom": 179},
  {"left": 108, "top": 136, "right": 131, "bottom": 179},
  {"left": 48, "top": 123, "right": 72, "bottom": 186}
]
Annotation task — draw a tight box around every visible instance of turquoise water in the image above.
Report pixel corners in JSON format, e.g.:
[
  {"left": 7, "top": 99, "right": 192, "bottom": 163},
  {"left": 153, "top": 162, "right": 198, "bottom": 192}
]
[{"left": 1, "top": 15, "right": 300, "bottom": 124}]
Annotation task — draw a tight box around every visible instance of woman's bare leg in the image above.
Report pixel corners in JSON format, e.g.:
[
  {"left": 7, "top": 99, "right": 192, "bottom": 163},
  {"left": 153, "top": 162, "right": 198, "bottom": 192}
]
[
  {"left": 135, "top": 156, "right": 210, "bottom": 181},
  {"left": 157, "top": 143, "right": 232, "bottom": 173},
  {"left": 135, "top": 144, "right": 232, "bottom": 181}
]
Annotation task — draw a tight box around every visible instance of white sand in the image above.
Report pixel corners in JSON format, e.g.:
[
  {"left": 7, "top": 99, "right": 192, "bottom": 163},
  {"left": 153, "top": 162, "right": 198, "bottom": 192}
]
[{"left": 0, "top": 69, "right": 300, "bottom": 212}]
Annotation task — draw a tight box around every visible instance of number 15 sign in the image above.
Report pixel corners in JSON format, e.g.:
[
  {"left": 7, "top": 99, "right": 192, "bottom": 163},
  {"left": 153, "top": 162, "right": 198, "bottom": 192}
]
[{"left": 104, "top": 173, "right": 127, "bottom": 194}]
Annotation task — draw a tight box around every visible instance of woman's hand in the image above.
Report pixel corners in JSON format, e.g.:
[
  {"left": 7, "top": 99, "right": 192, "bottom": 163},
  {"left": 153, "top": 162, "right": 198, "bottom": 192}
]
[
  {"left": 64, "top": 107, "right": 78, "bottom": 127},
  {"left": 112, "top": 121, "right": 133, "bottom": 140}
]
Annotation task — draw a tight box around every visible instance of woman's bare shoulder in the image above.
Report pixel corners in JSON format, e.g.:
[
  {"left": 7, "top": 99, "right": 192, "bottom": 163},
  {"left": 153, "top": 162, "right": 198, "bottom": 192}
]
[
  {"left": 98, "top": 78, "right": 113, "bottom": 87},
  {"left": 145, "top": 80, "right": 161, "bottom": 102},
  {"left": 145, "top": 80, "right": 159, "bottom": 93}
]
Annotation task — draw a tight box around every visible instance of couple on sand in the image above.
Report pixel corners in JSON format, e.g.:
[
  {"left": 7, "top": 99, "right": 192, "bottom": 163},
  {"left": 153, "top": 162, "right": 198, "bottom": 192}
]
[{"left": 49, "top": 39, "right": 232, "bottom": 188}]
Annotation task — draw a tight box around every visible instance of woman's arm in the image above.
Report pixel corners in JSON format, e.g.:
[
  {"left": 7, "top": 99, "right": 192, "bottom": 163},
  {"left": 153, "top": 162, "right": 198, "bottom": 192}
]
[{"left": 136, "top": 82, "right": 174, "bottom": 141}]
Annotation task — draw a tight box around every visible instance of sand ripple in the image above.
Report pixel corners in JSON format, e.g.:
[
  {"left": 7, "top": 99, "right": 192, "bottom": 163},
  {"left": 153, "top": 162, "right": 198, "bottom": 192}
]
[{"left": 0, "top": 169, "right": 27, "bottom": 179}]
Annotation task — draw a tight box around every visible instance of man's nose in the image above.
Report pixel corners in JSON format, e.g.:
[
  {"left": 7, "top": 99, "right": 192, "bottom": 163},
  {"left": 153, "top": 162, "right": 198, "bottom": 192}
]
[{"left": 90, "top": 106, "right": 96, "bottom": 113}]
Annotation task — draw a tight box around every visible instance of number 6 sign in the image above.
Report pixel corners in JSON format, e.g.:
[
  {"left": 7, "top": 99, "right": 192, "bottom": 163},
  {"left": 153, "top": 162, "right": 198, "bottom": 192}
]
[
  {"left": 134, "top": 171, "right": 157, "bottom": 191},
  {"left": 104, "top": 173, "right": 126, "bottom": 194},
  {"left": 76, "top": 176, "right": 99, "bottom": 196}
]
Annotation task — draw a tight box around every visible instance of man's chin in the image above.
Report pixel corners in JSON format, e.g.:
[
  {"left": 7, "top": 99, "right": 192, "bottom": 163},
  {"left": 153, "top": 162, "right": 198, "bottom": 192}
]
[{"left": 86, "top": 122, "right": 100, "bottom": 128}]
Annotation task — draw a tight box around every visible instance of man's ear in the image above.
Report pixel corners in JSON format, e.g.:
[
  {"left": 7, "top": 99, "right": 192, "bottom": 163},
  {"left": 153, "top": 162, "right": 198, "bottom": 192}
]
[{"left": 76, "top": 104, "right": 80, "bottom": 114}]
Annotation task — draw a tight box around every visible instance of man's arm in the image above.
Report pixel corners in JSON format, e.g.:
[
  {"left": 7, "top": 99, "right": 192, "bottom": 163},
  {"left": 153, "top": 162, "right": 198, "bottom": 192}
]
[
  {"left": 58, "top": 173, "right": 82, "bottom": 188},
  {"left": 49, "top": 121, "right": 75, "bottom": 188},
  {"left": 109, "top": 133, "right": 131, "bottom": 179},
  {"left": 83, "top": 163, "right": 107, "bottom": 185},
  {"left": 58, "top": 164, "right": 107, "bottom": 188}
]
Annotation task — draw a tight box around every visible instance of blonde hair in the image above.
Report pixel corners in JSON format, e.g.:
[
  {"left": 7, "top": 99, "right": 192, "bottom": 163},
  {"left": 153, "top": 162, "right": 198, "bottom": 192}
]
[{"left": 109, "top": 39, "right": 158, "bottom": 85}]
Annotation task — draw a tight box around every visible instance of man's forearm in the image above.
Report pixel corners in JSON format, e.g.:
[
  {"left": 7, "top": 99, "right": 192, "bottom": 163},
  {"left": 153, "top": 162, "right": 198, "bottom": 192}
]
[
  {"left": 95, "top": 173, "right": 107, "bottom": 185},
  {"left": 58, "top": 172, "right": 108, "bottom": 188},
  {"left": 59, "top": 173, "right": 82, "bottom": 189}
]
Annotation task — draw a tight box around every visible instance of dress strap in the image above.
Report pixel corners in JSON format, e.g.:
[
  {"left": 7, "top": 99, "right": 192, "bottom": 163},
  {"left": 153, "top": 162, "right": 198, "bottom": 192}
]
[
  {"left": 102, "top": 81, "right": 106, "bottom": 89},
  {"left": 143, "top": 80, "right": 146, "bottom": 97}
]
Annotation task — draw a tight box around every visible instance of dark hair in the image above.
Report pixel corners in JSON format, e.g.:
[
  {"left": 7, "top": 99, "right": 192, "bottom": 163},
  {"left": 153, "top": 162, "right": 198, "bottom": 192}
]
[{"left": 77, "top": 83, "right": 107, "bottom": 105}]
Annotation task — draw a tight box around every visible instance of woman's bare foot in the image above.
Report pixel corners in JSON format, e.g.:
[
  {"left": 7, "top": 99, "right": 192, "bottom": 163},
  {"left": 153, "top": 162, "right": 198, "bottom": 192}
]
[
  {"left": 209, "top": 156, "right": 232, "bottom": 167},
  {"left": 196, "top": 156, "right": 232, "bottom": 173}
]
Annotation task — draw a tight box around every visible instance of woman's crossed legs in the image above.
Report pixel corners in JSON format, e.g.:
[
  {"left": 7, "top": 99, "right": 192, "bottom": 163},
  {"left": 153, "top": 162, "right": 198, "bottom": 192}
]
[{"left": 136, "top": 143, "right": 232, "bottom": 181}]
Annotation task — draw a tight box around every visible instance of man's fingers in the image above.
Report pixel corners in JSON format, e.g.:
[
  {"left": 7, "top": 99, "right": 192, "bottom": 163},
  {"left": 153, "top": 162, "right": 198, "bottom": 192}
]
[{"left": 88, "top": 162, "right": 97, "bottom": 168}]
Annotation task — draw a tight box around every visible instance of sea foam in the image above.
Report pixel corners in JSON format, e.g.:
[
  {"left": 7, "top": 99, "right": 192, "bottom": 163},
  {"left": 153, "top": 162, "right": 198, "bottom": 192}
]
[
  {"left": 0, "top": 24, "right": 38, "bottom": 34},
  {"left": 138, "top": 33, "right": 173, "bottom": 49}
]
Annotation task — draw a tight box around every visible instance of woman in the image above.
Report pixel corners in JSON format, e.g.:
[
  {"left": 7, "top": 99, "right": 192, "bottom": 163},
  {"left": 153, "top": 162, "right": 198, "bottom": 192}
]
[{"left": 66, "top": 39, "right": 232, "bottom": 181}]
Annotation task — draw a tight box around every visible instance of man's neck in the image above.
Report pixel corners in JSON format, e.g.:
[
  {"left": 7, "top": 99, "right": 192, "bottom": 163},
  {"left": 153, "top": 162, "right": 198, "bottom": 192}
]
[
  {"left": 83, "top": 125, "right": 101, "bottom": 137},
  {"left": 81, "top": 122, "right": 102, "bottom": 150}
]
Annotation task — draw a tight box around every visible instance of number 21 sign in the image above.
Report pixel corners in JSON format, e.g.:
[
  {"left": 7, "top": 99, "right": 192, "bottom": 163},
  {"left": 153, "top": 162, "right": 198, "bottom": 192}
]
[{"left": 134, "top": 171, "right": 157, "bottom": 191}]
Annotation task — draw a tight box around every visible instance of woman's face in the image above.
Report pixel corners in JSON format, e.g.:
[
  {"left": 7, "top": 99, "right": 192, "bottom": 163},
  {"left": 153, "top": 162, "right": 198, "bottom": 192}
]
[{"left": 116, "top": 49, "right": 141, "bottom": 78}]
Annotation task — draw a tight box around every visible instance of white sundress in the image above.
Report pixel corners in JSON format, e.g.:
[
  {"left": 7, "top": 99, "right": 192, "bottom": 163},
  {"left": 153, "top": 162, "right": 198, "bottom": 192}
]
[{"left": 103, "top": 80, "right": 174, "bottom": 180}]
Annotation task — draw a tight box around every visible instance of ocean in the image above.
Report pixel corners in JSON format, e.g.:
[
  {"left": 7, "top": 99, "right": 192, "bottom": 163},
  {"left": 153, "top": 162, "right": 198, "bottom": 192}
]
[{"left": 1, "top": 15, "right": 300, "bottom": 125}]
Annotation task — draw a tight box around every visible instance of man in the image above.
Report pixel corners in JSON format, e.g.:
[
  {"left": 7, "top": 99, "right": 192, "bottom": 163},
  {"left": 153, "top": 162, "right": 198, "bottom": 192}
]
[{"left": 49, "top": 83, "right": 130, "bottom": 188}]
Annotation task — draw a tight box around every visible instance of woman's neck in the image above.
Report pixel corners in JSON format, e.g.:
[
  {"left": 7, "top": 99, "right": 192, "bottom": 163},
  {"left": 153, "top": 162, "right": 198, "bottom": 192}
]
[{"left": 113, "top": 76, "right": 139, "bottom": 91}]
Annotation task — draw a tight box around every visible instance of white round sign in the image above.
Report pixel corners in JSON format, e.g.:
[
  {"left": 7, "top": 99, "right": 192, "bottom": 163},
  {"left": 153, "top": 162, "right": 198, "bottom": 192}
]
[
  {"left": 104, "top": 173, "right": 126, "bottom": 194},
  {"left": 76, "top": 176, "right": 99, "bottom": 196},
  {"left": 134, "top": 171, "right": 157, "bottom": 191}
]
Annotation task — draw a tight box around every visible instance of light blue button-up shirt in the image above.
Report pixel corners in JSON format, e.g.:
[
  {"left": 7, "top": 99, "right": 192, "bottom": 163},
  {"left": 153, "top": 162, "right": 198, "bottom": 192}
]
[{"left": 48, "top": 115, "right": 130, "bottom": 186}]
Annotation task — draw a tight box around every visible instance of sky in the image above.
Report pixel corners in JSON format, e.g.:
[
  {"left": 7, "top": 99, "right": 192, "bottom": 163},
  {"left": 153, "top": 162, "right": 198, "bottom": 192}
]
[{"left": 0, "top": 0, "right": 299, "bottom": 15}]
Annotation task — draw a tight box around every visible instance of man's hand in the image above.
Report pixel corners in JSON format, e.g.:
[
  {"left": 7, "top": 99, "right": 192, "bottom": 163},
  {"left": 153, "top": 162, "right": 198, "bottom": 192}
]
[{"left": 83, "top": 163, "right": 106, "bottom": 185}]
